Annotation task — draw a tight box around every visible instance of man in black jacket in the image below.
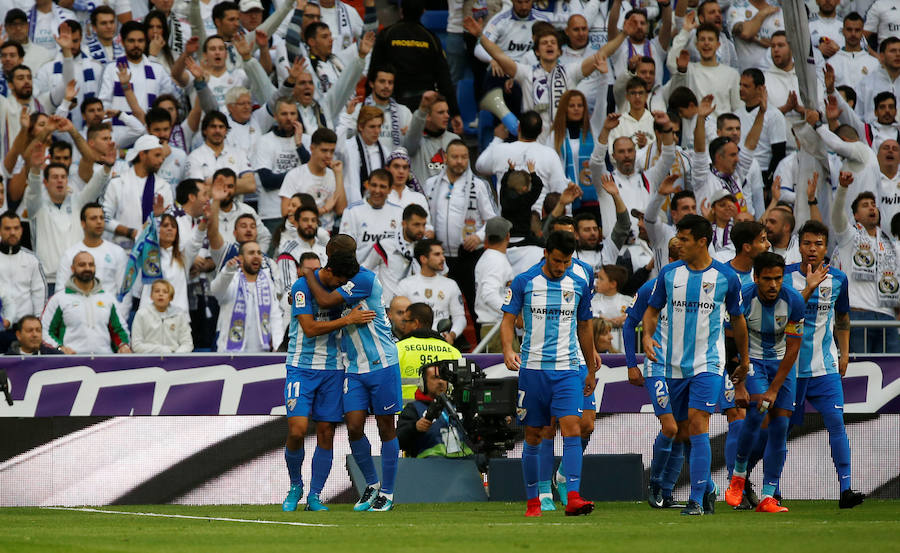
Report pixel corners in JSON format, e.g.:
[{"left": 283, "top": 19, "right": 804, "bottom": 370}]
[
  {"left": 5, "top": 316, "right": 61, "bottom": 355},
  {"left": 397, "top": 361, "right": 473, "bottom": 458},
  {"left": 369, "top": 0, "right": 463, "bottom": 134}
]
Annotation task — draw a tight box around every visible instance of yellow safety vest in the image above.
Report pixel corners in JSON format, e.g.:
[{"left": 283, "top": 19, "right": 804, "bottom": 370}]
[{"left": 396, "top": 336, "right": 462, "bottom": 401}]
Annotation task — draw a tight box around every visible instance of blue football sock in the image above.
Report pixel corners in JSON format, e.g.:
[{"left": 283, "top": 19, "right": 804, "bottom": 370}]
[
  {"left": 823, "top": 410, "right": 852, "bottom": 491},
  {"left": 284, "top": 446, "right": 304, "bottom": 487},
  {"left": 380, "top": 438, "right": 400, "bottom": 495},
  {"left": 349, "top": 437, "right": 378, "bottom": 487},
  {"left": 650, "top": 431, "right": 674, "bottom": 485},
  {"left": 660, "top": 440, "right": 684, "bottom": 497},
  {"left": 747, "top": 426, "right": 769, "bottom": 476},
  {"left": 539, "top": 438, "right": 555, "bottom": 482},
  {"left": 734, "top": 408, "right": 764, "bottom": 477},
  {"left": 309, "top": 446, "right": 333, "bottom": 495},
  {"left": 689, "top": 434, "right": 711, "bottom": 505},
  {"left": 725, "top": 418, "right": 744, "bottom": 479},
  {"left": 762, "top": 415, "right": 789, "bottom": 498},
  {"left": 563, "top": 436, "right": 583, "bottom": 494},
  {"left": 522, "top": 443, "right": 540, "bottom": 500}
]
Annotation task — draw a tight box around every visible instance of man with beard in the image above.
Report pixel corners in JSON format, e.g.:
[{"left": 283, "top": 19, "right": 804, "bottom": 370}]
[
  {"left": 362, "top": 203, "right": 428, "bottom": 303},
  {"left": 304, "top": 22, "right": 360, "bottom": 102},
  {"left": 98, "top": 21, "right": 178, "bottom": 144},
  {"left": 277, "top": 204, "right": 328, "bottom": 290},
  {"left": 0, "top": 64, "right": 46, "bottom": 159},
  {"left": 41, "top": 251, "right": 132, "bottom": 355},
  {"left": 765, "top": 206, "right": 801, "bottom": 265},
  {"left": 571, "top": 177, "right": 631, "bottom": 276},
  {"left": 403, "top": 92, "right": 459, "bottom": 184},
  {"left": 828, "top": 13, "right": 880, "bottom": 88},
  {"left": 425, "top": 139, "right": 497, "bottom": 322},
  {"left": 608, "top": 3, "right": 672, "bottom": 86},
  {"left": 101, "top": 134, "right": 174, "bottom": 250},
  {"left": 0, "top": 212, "right": 46, "bottom": 352},
  {"left": 212, "top": 240, "right": 284, "bottom": 352}
]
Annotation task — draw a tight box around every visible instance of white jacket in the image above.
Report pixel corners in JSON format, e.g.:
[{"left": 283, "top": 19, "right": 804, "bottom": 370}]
[
  {"left": 41, "top": 278, "right": 130, "bottom": 354},
  {"left": 26, "top": 167, "right": 110, "bottom": 283},
  {"left": 131, "top": 305, "right": 194, "bottom": 353},
  {"left": 211, "top": 264, "right": 284, "bottom": 352},
  {"left": 0, "top": 245, "right": 47, "bottom": 319}
]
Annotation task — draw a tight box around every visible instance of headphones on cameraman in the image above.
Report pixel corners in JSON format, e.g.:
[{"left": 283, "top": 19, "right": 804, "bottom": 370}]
[{"left": 417, "top": 363, "right": 434, "bottom": 393}]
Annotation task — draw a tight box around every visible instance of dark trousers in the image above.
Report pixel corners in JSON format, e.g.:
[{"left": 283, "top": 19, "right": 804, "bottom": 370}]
[{"left": 446, "top": 247, "right": 483, "bottom": 336}]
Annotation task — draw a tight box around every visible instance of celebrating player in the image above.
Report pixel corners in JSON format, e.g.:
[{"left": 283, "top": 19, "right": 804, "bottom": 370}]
[
  {"left": 724, "top": 252, "right": 805, "bottom": 513},
  {"left": 643, "top": 214, "right": 750, "bottom": 516},
  {"left": 301, "top": 235, "right": 403, "bottom": 512},
  {"left": 783, "top": 220, "right": 865, "bottom": 509},
  {"left": 282, "top": 251, "right": 375, "bottom": 512},
  {"left": 500, "top": 231, "right": 597, "bottom": 517}
]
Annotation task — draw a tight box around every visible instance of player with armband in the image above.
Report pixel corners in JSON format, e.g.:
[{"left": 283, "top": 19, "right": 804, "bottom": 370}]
[
  {"left": 624, "top": 237, "right": 687, "bottom": 509},
  {"left": 724, "top": 252, "right": 804, "bottom": 513}
]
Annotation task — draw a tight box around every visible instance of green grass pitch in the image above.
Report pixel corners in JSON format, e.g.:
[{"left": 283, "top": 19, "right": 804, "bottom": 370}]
[{"left": 1, "top": 501, "right": 898, "bottom": 553}]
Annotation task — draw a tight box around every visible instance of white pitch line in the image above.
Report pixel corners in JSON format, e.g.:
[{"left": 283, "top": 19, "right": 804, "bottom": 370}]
[{"left": 40, "top": 507, "right": 336, "bottom": 527}]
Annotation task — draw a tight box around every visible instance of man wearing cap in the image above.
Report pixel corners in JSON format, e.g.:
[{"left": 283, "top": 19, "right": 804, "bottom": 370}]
[
  {"left": 101, "top": 134, "right": 174, "bottom": 249},
  {"left": 4, "top": 9, "right": 54, "bottom": 73},
  {"left": 708, "top": 188, "right": 739, "bottom": 262},
  {"left": 238, "top": 0, "right": 291, "bottom": 82},
  {"left": 474, "top": 216, "right": 514, "bottom": 353}
]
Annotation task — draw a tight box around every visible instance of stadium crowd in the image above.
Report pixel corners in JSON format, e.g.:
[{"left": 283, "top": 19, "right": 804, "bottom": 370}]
[{"left": 0, "top": 0, "right": 897, "bottom": 359}]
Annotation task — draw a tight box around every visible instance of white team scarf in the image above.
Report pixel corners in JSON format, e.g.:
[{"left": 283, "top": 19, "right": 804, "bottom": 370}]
[
  {"left": 851, "top": 223, "right": 900, "bottom": 307},
  {"left": 532, "top": 63, "right": 568, "bottom": 122}
]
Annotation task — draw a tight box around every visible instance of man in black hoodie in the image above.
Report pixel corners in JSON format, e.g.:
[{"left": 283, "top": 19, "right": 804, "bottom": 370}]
[{"left": 368, "top": 0, "right": 463, "bottom": 134}]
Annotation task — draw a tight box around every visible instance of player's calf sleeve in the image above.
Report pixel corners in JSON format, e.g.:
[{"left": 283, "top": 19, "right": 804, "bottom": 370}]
[
  {"left": 379, "top": 438, "right": 400, "bottom": 495},
  {"left": 734, "top": 408, "right": 764, "bottom": 477},
  {"left": 349, "top": 437, "right": 379, "bottom": 487},
  {"left": 650, "top": 431, "right": 674, "bottom": 485},
  {"left": 522, "top": 443, "right": 540, "bottom": 500},
  {"left": 823, "top": 409, "right": 852, "bottom": 491},
  {"left": 761, "top": 415, "right": 789, "bottom": 498},
  {"left": 309, "top": 447, "right": 333, "bottom": 495},
  {"left": 725, "top": 418, "right": 744, "bottom": 479},
  {"left": 285, "top": 446, "right": 305, "bottom": 487},
  {"left": 747, "top": 426, "right": 769, "bottom": 476},
  {"left": 562, "top": 436, "right": 583, "bottom": 494},
  {"left": 539, "top": 438, "right": 555, "bottom": 483},
  {"left": 660, "top": 440, "right": 684, "bottom": 497},
  {"left": 689, "top": 434, "right": 711, "bottom": 505}
]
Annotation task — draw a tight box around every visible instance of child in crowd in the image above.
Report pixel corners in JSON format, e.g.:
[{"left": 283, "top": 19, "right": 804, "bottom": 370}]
[
  {"left": 131, "top": 279, "right": 194, "bottom": 354},
  {"left": 592, "top": 264, "right": 630, "bottom": 352}
]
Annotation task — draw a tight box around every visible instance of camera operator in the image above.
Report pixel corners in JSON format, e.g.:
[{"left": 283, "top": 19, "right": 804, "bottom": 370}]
[
  {"left": 397, "top": 363, "right": 473, "bottom": 459},
  {"left": 397, "top": 302, "right": 462, "bottom": 401}
]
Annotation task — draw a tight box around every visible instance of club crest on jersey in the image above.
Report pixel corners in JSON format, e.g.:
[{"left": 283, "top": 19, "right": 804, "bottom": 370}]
[
  {"left": 563, "top": 290, "right": 574, "bottom": 303},
  {"left": 341, "top": 281, "right": 355, "bottom": 295},
  {"left": 425, "top": 289, "right": 432, "bottom": 299},
  {"left": 701, "top": 281, "right": 715, "bottom": 296},
  {"left": 516, "top": 407, "right": 527, "bottom": 421},
  {"left": 287, "top": 398, "right": 297, "bottom": 411},
  {"left": 295, "top": 291, "right": 306, "bottom": 307},
  {"left": 819, "top": 286, "right": 831, "bottom": 298},
  {"left": 438, "top": 290, "right": 445, "bottom": 300},
  {"left": 775, "top": 315, "right": 786, "bottom": 327}
]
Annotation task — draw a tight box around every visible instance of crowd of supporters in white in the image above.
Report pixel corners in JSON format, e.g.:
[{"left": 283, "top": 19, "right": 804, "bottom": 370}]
[{"left": 0, "top": 0, "right": 898, "bottom": 356}]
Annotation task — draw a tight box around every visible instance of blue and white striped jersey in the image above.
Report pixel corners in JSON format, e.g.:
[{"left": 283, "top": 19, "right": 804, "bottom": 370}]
[
  {"left": 338, "top": 267, "right": 399, "bottom": 374},
  {"left": 286, "top": 271, "right": 343, "bottom": 370},
  {"left": 502, "top": 260, "right": 593, "bottom": 371},
  {"left": 784, "top": 264, "right": 850, "bottom": 378},
  {"left": 570, "top": 258, "right": 595, "bottom": 366},
  {"left": 724, "top": 260, "right": 753, "bottom": 330},
  {"left": 625, "top": 277, "right": 668, "bottom": 378},
  {"left": 648, "top": 260, "right": 743, "bottom": 378},
  {"left": 741, "top": 282, "right": 805, "bottom": 361}
]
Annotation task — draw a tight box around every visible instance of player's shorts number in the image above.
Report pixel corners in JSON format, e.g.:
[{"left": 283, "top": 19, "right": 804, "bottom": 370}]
[
  {"left": 288, "top": 381, "right": 300, "bottom": 398},
  {"left": 654, "top": 380, "right": 664, "bottom": 396},
  {"left": 517, "top": 390, "right": 526, "bottom": 408},
  {"left": 343, "top": 378, "right": 349, "bottom": 395}
]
